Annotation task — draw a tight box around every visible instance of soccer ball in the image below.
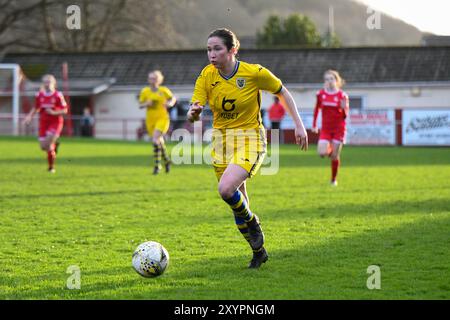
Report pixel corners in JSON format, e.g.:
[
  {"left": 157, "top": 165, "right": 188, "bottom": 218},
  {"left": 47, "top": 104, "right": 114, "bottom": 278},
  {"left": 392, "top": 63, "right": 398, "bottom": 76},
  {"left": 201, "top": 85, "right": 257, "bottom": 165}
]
[{"left": 132, "top": 241, "right": 169, "bottom": 277}]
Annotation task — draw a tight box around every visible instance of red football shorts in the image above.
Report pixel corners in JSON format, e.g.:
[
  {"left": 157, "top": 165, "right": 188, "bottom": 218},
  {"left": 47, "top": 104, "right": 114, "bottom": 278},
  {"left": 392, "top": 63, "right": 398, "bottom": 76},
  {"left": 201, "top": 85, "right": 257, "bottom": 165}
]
[
  {"left": 319, "top": 129, "right": 346, "bottom": 144},
  {"left": 39, "top": 120, "right": 63, "bottom": 140}
]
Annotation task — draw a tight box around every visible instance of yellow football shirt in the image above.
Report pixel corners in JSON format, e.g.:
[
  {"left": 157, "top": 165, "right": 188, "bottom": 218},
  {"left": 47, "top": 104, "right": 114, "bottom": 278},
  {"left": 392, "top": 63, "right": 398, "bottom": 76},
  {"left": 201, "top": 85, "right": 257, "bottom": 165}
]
[
  {"left": 191, "top": 61, "right": 282, "bottom": 129},
  {"left": 139, "top": 86, "right": 173, "bottom": 121}
]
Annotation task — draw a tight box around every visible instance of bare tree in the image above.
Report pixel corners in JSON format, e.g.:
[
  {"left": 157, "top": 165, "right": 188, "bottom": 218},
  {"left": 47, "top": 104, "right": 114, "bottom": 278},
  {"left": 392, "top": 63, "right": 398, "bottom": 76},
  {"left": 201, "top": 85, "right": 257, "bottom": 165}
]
[
  {"left": 0, "top": 0, "right": 185, "bottom": 53},
  {"left": 0, "top": 0, "right": 47, "bottom": 52}
]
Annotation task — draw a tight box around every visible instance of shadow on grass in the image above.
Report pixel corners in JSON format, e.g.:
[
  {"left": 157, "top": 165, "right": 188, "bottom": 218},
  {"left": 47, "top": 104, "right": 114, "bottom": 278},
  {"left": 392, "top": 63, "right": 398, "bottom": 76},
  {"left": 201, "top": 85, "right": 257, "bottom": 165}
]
[
  {"left": 2, "top": 136, "right": 450, "bottom": 167},
  {"left": 3, "top": 150, "right": 450, "bottom": 168},
  {"left": 279, "top": 147, "right": 450, "bottom": 167},
  {"left": 262, "top": 198, "right": 450, "bottom": 219},
  {"left": 0, "top": 155, "right": 212, "bottom": 169},
  {"left": 0, "top": 188, "right": 194, "bottom": 201},
  {"left": 130, "top": 214, "right": 450, "bottom": 300},
  {"left": 3, "top": 214, "right": 449, "bottom": 300}
]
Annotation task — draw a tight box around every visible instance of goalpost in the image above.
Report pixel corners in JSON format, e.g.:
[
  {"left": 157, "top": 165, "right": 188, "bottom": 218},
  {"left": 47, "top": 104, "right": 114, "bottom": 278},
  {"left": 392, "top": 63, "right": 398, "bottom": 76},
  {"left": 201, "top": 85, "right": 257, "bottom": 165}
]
[{"left": 0, "top": 63, "right": 21, "bottom": 136}]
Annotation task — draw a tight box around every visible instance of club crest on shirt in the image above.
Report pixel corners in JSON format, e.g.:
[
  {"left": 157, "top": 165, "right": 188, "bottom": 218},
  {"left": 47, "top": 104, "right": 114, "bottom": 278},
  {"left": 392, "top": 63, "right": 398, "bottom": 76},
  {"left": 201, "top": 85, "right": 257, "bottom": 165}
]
[{"left": 236, "top": 78, "right": 246, "bottom": 89}]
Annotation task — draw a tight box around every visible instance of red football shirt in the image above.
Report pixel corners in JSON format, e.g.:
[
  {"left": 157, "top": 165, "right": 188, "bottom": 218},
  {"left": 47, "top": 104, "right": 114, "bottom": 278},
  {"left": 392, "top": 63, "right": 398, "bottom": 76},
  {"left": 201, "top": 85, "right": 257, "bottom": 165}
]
[
  {"left": 35, "top": 90, "right": 67, "bottom": 125},
  {"left": 313, "top": 89, "right": 349, "bottom": 132}
]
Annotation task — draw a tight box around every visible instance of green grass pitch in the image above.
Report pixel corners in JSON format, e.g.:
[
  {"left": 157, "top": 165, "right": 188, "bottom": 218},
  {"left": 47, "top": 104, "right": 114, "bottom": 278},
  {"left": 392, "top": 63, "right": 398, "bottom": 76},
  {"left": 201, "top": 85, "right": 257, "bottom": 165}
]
[{"left": 0, "top": 136, "right": 449, "bottom": 299}]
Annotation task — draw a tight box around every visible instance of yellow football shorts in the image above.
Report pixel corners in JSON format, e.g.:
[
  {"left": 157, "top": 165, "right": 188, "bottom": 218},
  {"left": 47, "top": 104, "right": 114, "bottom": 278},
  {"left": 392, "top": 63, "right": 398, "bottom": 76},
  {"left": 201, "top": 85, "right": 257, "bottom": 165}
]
[
  {"left": 146, "top": 116, "right": 170, "bottom": 136},
  {"left": 211, "top": 128, "right": 267, "bottom": 181}
]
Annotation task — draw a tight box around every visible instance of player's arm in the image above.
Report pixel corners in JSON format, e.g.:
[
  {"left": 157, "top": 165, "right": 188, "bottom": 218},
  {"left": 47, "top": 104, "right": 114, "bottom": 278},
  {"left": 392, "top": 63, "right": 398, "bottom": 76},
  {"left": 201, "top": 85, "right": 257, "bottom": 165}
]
[
  {"left": 46, "top": 109, "right": 66, "bottom": 116},
  {"left": 46, "top": 105, "right": 68, "bottom": 116},
  {"left": 23, "top": 94, "right": 40, "bottom": 125},
  {"left": 256, "top": 65, "right": 307, "bottom": 150},
  {"left": 312, "top": 93, "right": 321, "bottom": 133},
  {"left": 277, "top": 86, "right": 308, "bottom": 151},
  {"left": 139, "top": 101, "right": 153, "bottom": 109},
  {"left": 188, "top": 71, "right": 207, "bottom": 122},
  {"left": 163, "top": 88, "right": 177, "bottom": 109},
  {"left": 341, "top": 93, "right": 349, "bottom": 118},
  {"left": 46, "top": 93, "right": 68, "bottom": 115},
  {"left": 138, "top": 89, "right": 153, "bottom": 109},
  {"left": 165, "top": 96, "right": 177, "bottom": 108},
  {"left": 47, "top": 107, "right": 67, "bottom": 116},
  {"left": 23, "top": 107, "right": 37, "bottom": 125}
]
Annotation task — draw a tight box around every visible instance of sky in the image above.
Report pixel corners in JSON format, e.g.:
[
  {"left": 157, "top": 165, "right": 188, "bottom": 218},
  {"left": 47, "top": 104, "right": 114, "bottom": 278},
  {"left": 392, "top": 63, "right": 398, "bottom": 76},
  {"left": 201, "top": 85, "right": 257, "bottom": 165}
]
[{"left": 356, "top": 0, "right": 450, "bottom": 35}]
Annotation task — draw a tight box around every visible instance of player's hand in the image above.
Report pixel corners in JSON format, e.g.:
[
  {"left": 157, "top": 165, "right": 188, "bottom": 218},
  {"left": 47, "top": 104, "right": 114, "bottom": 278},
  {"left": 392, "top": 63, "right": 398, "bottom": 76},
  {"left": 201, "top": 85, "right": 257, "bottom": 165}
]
[
  {"left": 187, "top": 101, "right": 203, "bottom": 122},
  {"left": 311, "top": 126, "right": 319, "bottom": 134},
  {"left": 141, "top": 101, "right": 154, "bottom": 109},
  {"left": 295, "top": 124, "right": 308, "bottom": 151},
  {"left": 23, "top": 115, "right": 32, "bottom": 125}
]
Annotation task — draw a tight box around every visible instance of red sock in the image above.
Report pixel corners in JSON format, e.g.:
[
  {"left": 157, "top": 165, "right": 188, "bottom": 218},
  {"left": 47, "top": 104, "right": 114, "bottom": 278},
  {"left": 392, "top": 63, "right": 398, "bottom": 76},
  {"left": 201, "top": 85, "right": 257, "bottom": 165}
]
[
  {"left": 47, "top": 147, "right": 56, "bottom": 169},
  {"left": 331, "top": 159, "right": 340, "bottom": 182}
]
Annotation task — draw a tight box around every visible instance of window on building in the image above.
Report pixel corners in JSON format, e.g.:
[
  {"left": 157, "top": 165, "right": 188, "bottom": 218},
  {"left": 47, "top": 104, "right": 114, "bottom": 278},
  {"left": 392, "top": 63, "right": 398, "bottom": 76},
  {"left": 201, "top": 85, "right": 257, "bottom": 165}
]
[{"left": 349, "top": 96, "right": 363, "bottom": 112}]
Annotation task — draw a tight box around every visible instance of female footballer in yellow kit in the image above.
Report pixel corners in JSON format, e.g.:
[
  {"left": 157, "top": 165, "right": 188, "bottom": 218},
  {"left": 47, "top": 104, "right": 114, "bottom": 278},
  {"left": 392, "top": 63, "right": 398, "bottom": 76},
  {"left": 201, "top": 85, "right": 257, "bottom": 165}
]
[
  {"left": 139, "top": 70, "right": 176, "bottom": 175},
  {"left": 188, "top": 28, "right": 308, "bottom": 268}
]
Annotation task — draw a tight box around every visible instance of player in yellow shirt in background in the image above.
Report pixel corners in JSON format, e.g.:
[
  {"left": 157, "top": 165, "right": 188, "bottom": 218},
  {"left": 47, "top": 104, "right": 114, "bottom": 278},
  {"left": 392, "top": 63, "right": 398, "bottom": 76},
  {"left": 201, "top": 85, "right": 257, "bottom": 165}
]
[
  {"left": 139, "top": 70, "right": 176, "bottom": 175},
  {"left": 188, "top": 28, "right": 308, "bottom": 268}
]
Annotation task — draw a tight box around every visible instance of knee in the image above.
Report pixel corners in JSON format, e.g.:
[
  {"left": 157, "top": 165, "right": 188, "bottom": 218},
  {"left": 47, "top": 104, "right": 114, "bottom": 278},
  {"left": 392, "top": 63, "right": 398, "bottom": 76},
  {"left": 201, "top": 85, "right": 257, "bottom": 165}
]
[
  {"left": 218, "top": 182, "right": 236, "bottom": 200},
  {"left": 330, "top": 154, "right": 339, "bottom": 161},
  {"left": 318, "top": 150, "right": 328, "bottom": 158}
]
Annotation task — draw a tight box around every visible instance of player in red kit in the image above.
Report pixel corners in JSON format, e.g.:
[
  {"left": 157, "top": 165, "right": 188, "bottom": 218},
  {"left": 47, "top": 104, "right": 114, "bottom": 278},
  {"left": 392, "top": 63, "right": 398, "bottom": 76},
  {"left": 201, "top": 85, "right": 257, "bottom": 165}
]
[
  {"left": 268, "top": 96, "right": 285, "bottom": 130},
  {"left": 23, "top": 74, "right": 68, "bottom": 173},
  {"left": 312, "top": 70, "right": 349, "bottom": 186}
]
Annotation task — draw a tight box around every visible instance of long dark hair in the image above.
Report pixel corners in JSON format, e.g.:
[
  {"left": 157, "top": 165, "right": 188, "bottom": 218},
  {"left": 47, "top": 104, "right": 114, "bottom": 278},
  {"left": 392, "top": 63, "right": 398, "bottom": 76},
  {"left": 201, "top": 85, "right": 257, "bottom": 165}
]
[{"left": 208, "top": 28, "right": 240, "bottom": 52}]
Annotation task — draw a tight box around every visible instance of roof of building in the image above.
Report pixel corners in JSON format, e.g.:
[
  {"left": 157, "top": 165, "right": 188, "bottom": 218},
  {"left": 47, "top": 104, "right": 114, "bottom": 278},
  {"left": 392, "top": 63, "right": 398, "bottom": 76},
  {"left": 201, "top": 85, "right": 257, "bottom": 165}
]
[
  {"left": 421, "top": 35, "right": 450, "bottom": 47},
  {"left": 2, "top": 46, "right": 450, "bottom": 88}
]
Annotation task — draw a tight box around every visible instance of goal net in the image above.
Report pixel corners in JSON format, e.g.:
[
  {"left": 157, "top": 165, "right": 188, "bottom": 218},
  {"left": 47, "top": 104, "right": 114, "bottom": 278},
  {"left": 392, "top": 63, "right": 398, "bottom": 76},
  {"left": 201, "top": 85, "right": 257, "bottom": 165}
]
[{"left": 0, "top": 64, "right": 21, "bottom": 135}]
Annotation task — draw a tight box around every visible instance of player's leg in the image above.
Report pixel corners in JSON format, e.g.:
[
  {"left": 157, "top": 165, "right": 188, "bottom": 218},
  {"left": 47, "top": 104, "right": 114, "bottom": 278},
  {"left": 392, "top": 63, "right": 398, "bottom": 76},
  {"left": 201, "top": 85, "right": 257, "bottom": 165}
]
[
  {"left": 39, "top": 137, "right": 48, "bottom": 151},
  {"left": 39, "top": 125, "right": 55, "bottom": 172},
  {"left": 44, "top": 132, "right": 58, "bottom": 172},
  {"left": 155, "top": 118, "right": 171, "bottom": 171},
  {"left": 330, "top": 140, "right": 343, "bottom": 185},
  {"left": 233, "top": 181, "right": 252, "bottom": 245},
  {"left": 218, "top": 165, "right": 261, "bottom": 246},
  {"left": 159, "top": 136, "right": 172, "bottom": 173},
  {"left": 317, "top": 139, "right": 332, "bottom": 158},
  {"left": 38, "top": 125, "right": 48, "bottom": 151},
  {"left": 239, "top": 180, "right": 249, "bottom": 206},
  {"left": 218, "top": 164, "right": 252, "bottom": 219},
  {"left": 235, "top": 180, "right": 268, "bottom": 268},
  {"left": 145, "top": 120, "right": 159, "bottom": 173},
  {"left": 153, "top": 118, "right": 172, "bottom": 174},
  {"left": 218, "top": 164, "right": 267, "bottom": 268},
  {"left": 152, "top": 129, "right": 163, "bottom": 174},
  {"left": 54, "top": 139, "right": 60, "bottom": 154}
]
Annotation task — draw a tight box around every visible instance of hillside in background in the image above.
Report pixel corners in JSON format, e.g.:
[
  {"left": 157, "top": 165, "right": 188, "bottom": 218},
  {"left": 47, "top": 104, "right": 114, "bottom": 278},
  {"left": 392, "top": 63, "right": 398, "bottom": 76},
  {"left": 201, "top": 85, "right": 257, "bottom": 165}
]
[
  {"left": 168, "top": 0, "right": 425, "bottom": 48},
  {"left": 0, "top": 0, "right": 426, "bottom": 54}
]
